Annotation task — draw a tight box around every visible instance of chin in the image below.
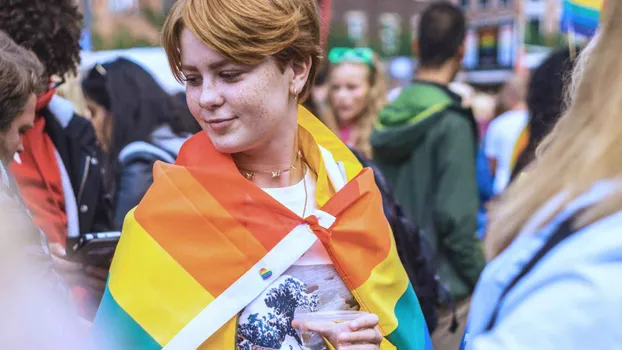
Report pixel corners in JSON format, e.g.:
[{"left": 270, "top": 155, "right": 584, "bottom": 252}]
[
  {"left": 205, "top": 131, "right": 251, "bottom": 155},
  {"left": 339, "top": 115, "right": 356, "bottom": 124}
]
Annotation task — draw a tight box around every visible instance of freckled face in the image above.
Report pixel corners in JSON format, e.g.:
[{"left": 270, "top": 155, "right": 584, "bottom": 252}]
[{"left": 180, "top": 28, "right": 295, "bottom": 154}]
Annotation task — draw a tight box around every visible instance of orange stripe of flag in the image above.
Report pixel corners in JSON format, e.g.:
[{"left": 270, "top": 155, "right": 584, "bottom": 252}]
[
  {"left": 324, "top": 169, "right": 392, "bottom": 289},
  {"left": 178, "top": 134, "right": 302, "bottom": 250},
  {"left": 135, "top": 164, "right": 272, "bottom": 296}
]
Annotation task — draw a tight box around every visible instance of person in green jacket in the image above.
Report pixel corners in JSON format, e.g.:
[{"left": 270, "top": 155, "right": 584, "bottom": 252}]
[{"left": 371, "top": 3, "right": 485, "bottom": 350}]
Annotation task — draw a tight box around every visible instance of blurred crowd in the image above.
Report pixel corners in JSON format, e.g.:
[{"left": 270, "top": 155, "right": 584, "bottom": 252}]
[{"left": 0, "top": 0, "right": 621, "bottom": 349}]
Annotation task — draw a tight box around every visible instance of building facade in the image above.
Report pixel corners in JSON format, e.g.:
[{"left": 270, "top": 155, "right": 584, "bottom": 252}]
[
  {"left": 330, "top": 0, "right": 433, "bottom": 57},
  {"left": 78, "top": 0, "right": 170, "bottom": 50}
]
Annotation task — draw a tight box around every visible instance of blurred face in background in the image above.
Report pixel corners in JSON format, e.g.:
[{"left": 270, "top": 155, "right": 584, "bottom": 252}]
[
  {"left": 329, "top": 62, "right": 371, "bottom": 126},
  {"left": 0, "top": 94, "right": 35, "bottom": 166},
  {"left": 85, "top": 97, "right": 112, "bottom": 152}
]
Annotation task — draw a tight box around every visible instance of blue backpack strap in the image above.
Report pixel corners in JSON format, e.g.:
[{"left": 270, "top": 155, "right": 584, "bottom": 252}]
[
  {"left": 485, "top": 208, "right": 587, "bottom": 331},
  {"left": 118, "top": 141, "right": 176, "bottom": 164}
]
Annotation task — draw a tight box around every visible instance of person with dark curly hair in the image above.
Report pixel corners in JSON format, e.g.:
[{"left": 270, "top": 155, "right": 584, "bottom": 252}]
[{"left": 0, "top": 0, "right": 114, "bottom": 321}]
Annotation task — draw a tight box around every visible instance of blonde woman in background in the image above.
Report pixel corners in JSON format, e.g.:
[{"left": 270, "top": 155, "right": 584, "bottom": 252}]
[
  {"left": 463, "top": 0, "right": 622, "bottom": 348},
  {"left": 324, "top": 48, "right": 387, "bottom": 158}
]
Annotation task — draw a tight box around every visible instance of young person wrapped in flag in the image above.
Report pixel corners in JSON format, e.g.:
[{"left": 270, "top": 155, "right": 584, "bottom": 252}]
[{"left": 91, "top": 0, "right": 432, "bottom": 349}]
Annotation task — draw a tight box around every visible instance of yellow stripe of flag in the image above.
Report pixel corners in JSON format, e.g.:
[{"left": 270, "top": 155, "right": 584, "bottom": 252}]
[
  {"left": 354, "top": 225, "right": 409, "bottom": 337},
  {"left": 109, "top": 210, "right": 214, "bottom": 346},
  {"left": 570, "top": 0, "right": 602, "bottom": 10}
]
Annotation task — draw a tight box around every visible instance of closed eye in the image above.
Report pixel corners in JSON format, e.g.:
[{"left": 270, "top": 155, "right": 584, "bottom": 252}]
[
  {"left": 219, "top": 71, "right": 243, "bottom": 82},
  {"left": 182, "top": 74, "right": 202, "bottom": 87},
  {"left": 18, "top": 126, "right": 32, "bottom": 136}
]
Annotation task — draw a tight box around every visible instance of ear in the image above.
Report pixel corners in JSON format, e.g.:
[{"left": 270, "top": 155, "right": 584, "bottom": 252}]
[
  {"left": 290, "top": 56, "right": 313, "bottom": 96},
  {"left": 456, "top": 40, "right": 466, "bottom": 61},
  {"left": 412, "top": 39, "right": 420, "bottom": 58}
]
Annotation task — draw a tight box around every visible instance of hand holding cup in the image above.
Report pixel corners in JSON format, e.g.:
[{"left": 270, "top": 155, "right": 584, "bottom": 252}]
[{"left": 292, "top": 311, "right": 382, "bottom": 350}]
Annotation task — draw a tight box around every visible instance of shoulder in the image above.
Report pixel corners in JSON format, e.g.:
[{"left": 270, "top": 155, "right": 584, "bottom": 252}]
[
  {"left": 492, "top": 111, "right": 528, "bottom": 131},
  {"left": 432, "top": 107, "right": 478, "bottom": 146},
  {"left": 119, "top": 141, "right": 176, "bottom": 165},
  {"left": 504, "top": 210, "right": 622, "bottom": 313},
  {"left": 546, "top": 210, "right": 622, "bottom": 284}
]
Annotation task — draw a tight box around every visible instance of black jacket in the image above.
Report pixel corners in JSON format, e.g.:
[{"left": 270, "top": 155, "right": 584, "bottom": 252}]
[
  {"left": 42, "top": 107, "right": 113, "bottom": 236},
  {"left": 114, "top": 141, "right": 177, "bottom": 228}
]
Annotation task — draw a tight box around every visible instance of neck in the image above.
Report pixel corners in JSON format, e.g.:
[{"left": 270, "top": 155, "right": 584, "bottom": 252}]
[
  {"left": 512, "top": 101, "right": 527, "bottom": 112},
  {"left": 232, "top": 105, "right": 303, "bottom": 188},
  {"left": 416, "top": 61, "right": 458, "bottom": 86}
]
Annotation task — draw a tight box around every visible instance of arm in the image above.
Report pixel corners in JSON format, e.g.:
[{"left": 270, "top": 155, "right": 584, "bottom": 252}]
[
  {"left": 434, "top": 115, "right": 486, "bottom": 288},
  {"left": 114, "top": 159, "right": 155, "bottom": 229},
  {"left": 483, "top": 119, "right": 500, "bottom": 178}
]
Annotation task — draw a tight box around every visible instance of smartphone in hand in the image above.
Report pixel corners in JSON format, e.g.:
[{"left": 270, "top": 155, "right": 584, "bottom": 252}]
[{"left": 66, "top": 231, "right": 121, "bottom": 269}]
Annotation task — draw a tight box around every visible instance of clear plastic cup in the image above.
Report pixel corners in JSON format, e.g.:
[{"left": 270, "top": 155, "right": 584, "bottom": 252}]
[{"left": 293, "top": 310, "right": 369, "bottom": 349}]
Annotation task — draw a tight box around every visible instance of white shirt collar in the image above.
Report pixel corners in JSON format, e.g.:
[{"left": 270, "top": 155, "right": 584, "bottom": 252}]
[{"left": 47, "top": 95, "right": 75, "bottom": 129}]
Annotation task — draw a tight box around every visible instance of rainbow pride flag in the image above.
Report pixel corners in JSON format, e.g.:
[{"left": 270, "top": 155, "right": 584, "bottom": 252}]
[
  {"left": 92, "top": 107, "right": 432, "bottom": 349},
  {"left": 561, "top": 0, "right": 603, "bottom": 37}
]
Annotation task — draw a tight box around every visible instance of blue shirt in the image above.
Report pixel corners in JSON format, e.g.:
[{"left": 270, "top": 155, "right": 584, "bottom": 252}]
[{"left": 464, "top": 181, "right": 622, "bottom": 349}]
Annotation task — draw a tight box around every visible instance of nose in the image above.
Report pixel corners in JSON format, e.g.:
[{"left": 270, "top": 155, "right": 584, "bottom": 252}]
[
  {"left": 16, "top": 142, "right": 24, "bottom": 154},
  {"left": 334, "top": 87, "right": 349, "bottom": 102},
  {"left": 199, "top": 82, "right": 225, "bottom": 110}
]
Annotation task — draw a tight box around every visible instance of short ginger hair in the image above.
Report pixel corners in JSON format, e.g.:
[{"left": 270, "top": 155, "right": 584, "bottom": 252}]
[{"left": 161, "top": 0, "right": 322, "bottom": 102}]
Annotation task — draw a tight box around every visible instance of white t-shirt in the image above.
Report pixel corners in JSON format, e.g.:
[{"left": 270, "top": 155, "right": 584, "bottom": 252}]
[
  {"left": 484, "top": 110, "right": 529, "bottom": 194},
  {"left": 236, "top": 170, "right": 359, "bottom": 350}
]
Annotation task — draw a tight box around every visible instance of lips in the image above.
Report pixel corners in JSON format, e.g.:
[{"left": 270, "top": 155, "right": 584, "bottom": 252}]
[
  {"left": 206, "top": 117, "right": 235, "bottom": 124},
  {"left": 204, "top": 116, "right": 237, "bottom": 132}
]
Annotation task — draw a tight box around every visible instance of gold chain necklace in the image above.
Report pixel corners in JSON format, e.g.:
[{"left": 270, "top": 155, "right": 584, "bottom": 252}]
[{"left": 240, "top": 150, "right": 302, "bottom": 180}]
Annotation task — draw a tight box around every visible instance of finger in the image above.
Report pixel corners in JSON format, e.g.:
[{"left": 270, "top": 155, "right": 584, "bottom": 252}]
[
  {"left": 338, "top": 328, "right": 383, "bottom": 345},
  {"left": 338, "top": 344, "right": 379, "bottom": 350},
  {"left": 49, "top": 243, "right": 67, "bottom": 258},
  {"left": 84, "top": 266, "right": 109, "bottom": 280},
  {"left": 292, "top": 320, "right": 334, "bottom": 335},
  {"left": 348, "top": 314, "right": 380, "bottom": 332},
  {"left": 51, "top": 255, "right": 82, "bottom": 273},
  {"left": 84, "top": 276, "right": 107, "bottom": 291}
]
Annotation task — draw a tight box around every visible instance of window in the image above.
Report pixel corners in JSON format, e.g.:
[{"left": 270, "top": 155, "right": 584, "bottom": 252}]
[
  {"left": 378, "top": 13, "right": 402, "bottom": 56},
  {"left": 345, "top": 11, "right": 368, "bottom": 46},
  {"left": 500, "top": 0, "right": 512, "bottom": 7},
  {"left": 461, "top": 0, "right": 470, "bottom": 8},
  {"left": 479, "top": 0, "right": 489, "bottom": 8},
  {"left": 525, "top": 18, "right": 543, "bottom": 45}
]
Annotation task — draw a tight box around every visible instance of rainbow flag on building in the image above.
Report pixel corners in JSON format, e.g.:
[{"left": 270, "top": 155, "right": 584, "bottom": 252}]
[
  {"left": 561, "top": 0, "right": 604, "bottom": 37},
  {"left": 91, "top": 107, "right": 432, "bottom": 349}
]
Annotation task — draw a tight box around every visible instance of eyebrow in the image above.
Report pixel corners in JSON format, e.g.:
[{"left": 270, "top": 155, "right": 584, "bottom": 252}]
[
  {"left": 209, "top": 59, "right": 231, "bottom": 70},
  {"left": 181, "top": 59, "right": 232, "bottom": 73},
  {"left": 180, "top": 64, "right": 199, "bottom": 72}
]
